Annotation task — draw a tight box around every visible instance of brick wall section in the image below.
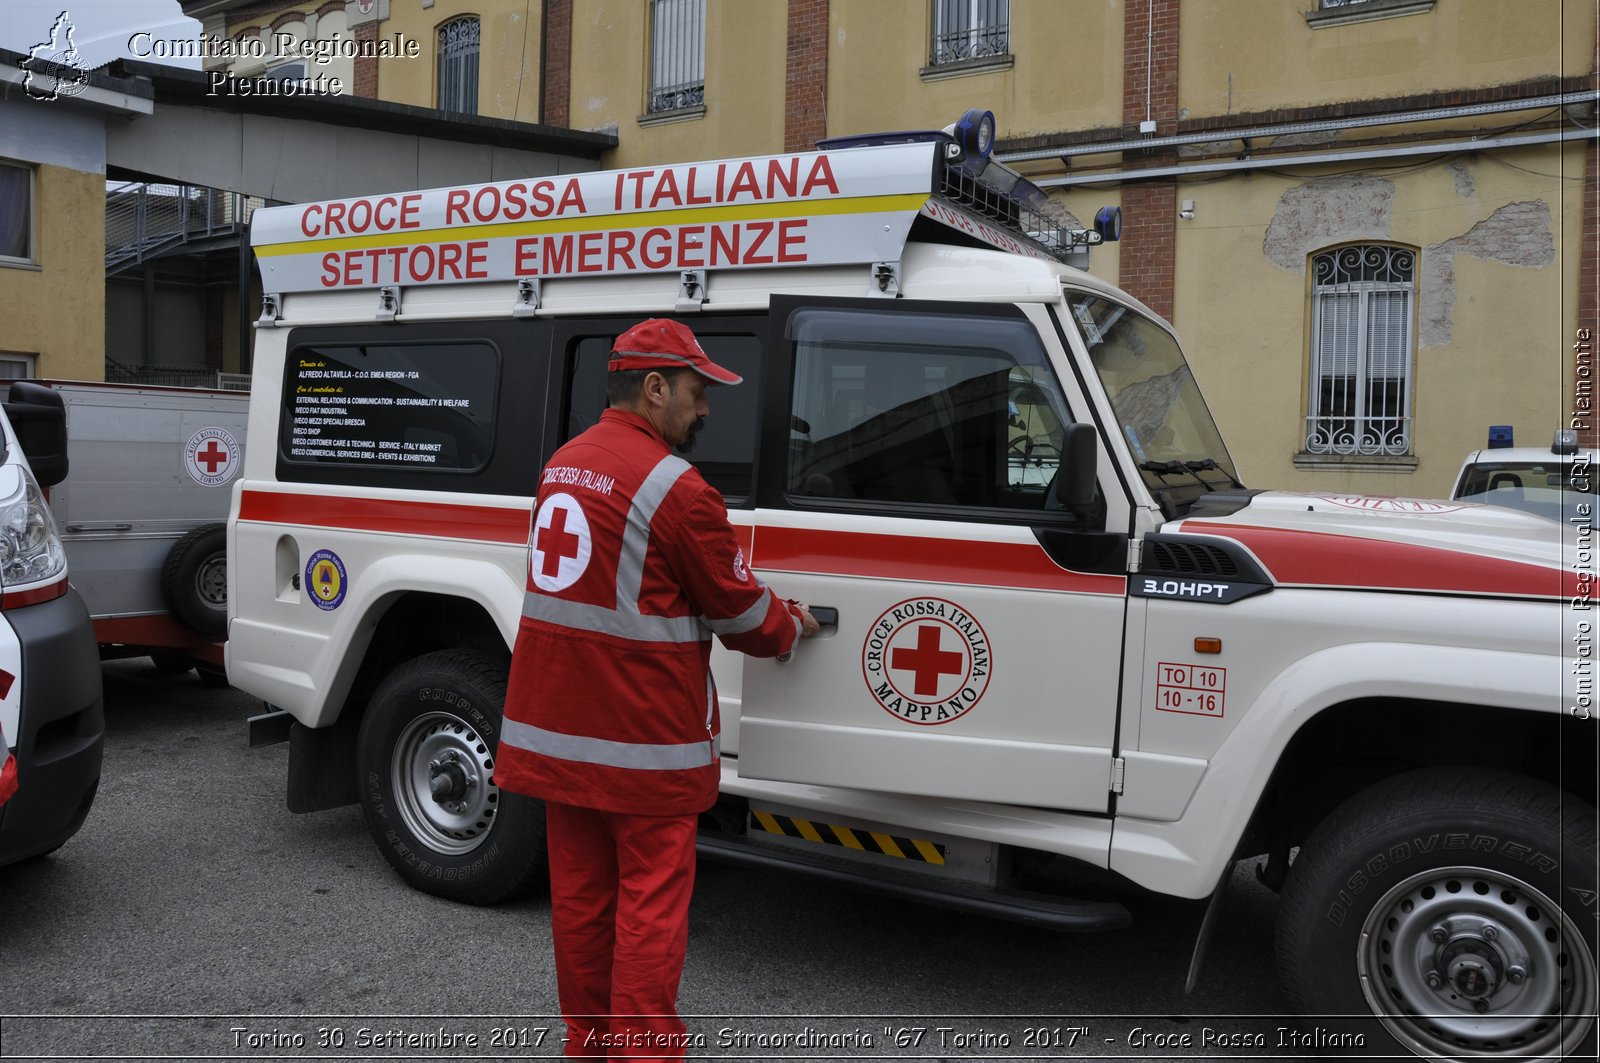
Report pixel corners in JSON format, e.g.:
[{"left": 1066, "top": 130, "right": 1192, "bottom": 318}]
[
  {"left": 1118, "top": 0, "right": 1181, "bottom": 322},
  {"left": 1120, "top": 183, "right": 1178, "bottom": 320},
  {"left": 352, "top": 20, "right": 378, "bottom": 98},
  {"left": 542, "top": 0, "right": 572, "bottom": 126},
  {"left": 785, "top": 0, "right": 829, "bottom": 152},
  {"left": 1121, "top": 0, "right": 1179, "bottom": 133}
]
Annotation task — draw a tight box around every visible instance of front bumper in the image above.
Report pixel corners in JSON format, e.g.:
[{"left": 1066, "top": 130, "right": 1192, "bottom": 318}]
[{"left": 0, "top": 588, "right": 104, "bottom": 866}]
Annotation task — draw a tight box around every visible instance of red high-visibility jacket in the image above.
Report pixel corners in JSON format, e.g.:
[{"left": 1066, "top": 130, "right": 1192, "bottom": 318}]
[{"left": 496, "top": 409, "right": 802, "bottom": 815}]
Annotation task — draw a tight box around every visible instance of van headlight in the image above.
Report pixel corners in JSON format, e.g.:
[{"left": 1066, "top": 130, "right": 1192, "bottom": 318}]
[{"left": 0, "top": 468, "right": 66, "bottom": 587}]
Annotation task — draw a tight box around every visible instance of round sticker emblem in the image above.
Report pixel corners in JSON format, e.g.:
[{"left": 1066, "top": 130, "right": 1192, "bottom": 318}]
[
  {"left": 305, "top": 550, "right": 347, "bottom": 611},
  {"left": 530, "top": 493, "right": 592, "bottom": 592},
  {"left": 862, "top": 597, "right": 991, "bottom": 726},
  {"left": 185, "top": 427, "right": 241, "bottom": 487}
]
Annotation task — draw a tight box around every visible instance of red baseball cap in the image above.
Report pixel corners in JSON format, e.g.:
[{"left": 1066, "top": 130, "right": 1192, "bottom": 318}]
[{"left": 608, "top": 318, "right": 742, "bottom": 385}]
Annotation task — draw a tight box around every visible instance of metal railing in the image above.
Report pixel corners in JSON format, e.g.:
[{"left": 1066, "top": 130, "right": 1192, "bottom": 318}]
[
  {"left": 104, "top": 358, "right": 251, "bottom": 391},
  {"left": 105, "top": 183, "right": 266, "bottom": 271},
  {"left": 1302, "top": 414, "right": 1413, "bottom": 457},
  {"left": 930, "top": 0, "right": 1009, "bottom": 65}
]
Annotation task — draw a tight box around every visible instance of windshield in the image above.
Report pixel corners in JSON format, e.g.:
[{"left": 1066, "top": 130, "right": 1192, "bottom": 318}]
[
  {"left": 1063, "top": 292, "right": 1241, "bottom": 514},
  {"left": 1455, "top": 458, "right": 1597, "bottom": 527}
]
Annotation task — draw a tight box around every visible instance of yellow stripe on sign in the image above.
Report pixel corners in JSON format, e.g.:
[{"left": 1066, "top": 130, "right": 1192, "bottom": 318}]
[
  {"left": 255, "top": 193, "right": 930, "bottom": 258},
  {"left": 912, "top": 839, "right": 946, "bottom": 865},
  {"left": 752, "top": 810, "right": 785, "bottom": 836},
  {"left": 794, "top": 818, "right": 826, "bottom": 844},
  {"left": 870, "top": 831, "right": 906, "bottom": 859}
]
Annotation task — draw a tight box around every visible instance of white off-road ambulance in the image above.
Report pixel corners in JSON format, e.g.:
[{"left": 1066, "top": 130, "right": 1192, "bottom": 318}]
[{"left": 231, "top": 111, "right": 1595, "bottom": 1059}]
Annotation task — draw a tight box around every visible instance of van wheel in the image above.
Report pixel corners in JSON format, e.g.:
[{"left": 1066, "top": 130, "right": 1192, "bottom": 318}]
[
  {"left": 356, "top": 650, "right": 547, "bottom": 905},
  {"left": 1277, "top": 768, "right": 1598, "bottom": 1060},
  {"left": 160, "top": 524, "right": 228, "bottom": 638}
]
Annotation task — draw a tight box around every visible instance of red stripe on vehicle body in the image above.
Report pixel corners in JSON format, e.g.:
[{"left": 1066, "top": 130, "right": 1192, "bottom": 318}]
[
  {"left": 754, "top": 526, "right": 1126, "bottom": 595},
  {"left": 239, "top": 490, "right": 531, "bottom": 544},
  {"left": 1182, "top": 521, "right": 1572, "bottom": 599}
]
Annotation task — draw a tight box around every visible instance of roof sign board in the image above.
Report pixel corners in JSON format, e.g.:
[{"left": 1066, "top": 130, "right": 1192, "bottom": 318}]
[{"left": 251, "top": 142, "right": 942, "bottom": 294}]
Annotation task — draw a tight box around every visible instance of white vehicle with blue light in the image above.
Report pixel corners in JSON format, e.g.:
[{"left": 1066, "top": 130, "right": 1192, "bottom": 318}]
[{"left": 1452, "top": 427, "right": 1597, "bottom": 528}]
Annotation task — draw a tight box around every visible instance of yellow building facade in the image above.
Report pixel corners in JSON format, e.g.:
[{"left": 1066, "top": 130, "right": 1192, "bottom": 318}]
[{"left": 188, "top": 0, "right": 1597, "bottom": 497}]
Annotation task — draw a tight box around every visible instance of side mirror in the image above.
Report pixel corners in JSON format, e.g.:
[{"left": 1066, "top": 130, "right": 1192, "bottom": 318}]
[
  {"left": 1057, "top": 422, "right": 1098, "bottom": 508},
  {"left": 3, "top": 381, "right": 69, "bottom": 487}
]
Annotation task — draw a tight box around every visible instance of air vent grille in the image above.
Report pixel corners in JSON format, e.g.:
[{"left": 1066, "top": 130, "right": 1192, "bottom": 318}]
[{"left": 1144, "top": 539, "right": 1240, "bottom": 578}]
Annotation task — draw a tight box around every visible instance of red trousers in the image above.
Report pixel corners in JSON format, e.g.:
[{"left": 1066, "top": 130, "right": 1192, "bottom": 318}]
[{"left": 546, "top": 802, "right": 699, "bottom": 1061}]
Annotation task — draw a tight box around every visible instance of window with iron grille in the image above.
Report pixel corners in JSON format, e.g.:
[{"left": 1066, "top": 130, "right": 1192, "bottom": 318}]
[
  {"left": 930, "top": 0, "right": 1009, "bottom": 66},
  {"left": 1305, "top": 245, "right": 1415, "bottom": 457},
  {"left": 437, "top": 16, "right": 479, "bottom": 114},
  {"left": 648, "top": 0, "right": 704, "bottom": 114}
]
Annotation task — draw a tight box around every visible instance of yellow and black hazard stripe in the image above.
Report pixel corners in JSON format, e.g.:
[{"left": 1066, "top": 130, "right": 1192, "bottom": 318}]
[{"left": 750, "top": 809, "right": 945, "bottom": 865}]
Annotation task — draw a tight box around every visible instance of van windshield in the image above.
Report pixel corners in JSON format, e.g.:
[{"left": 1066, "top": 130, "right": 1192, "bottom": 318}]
[{"left": 1063, "top": 292, "right": 1241, "bottom": 515}]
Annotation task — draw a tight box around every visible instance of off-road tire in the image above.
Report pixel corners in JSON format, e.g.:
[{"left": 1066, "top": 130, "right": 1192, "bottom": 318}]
[
  {"left": 356, "top": 649, "right": 546, "bottom": 904},
  {"left": 159, "top": 524, "right": 228, "bottom": 638},
  {"left": 1277, "top": 768, "right": 1597, "bottom": 1060}
]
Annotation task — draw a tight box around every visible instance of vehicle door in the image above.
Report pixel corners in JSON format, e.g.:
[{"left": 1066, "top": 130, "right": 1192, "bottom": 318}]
[{"left": 736, "top": 297, "right": 1132, "bottom": 812}]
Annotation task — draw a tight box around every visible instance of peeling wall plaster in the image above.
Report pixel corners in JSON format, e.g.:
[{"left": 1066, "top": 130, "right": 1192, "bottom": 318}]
[
  {"left": 1262, "top": 175, "right": 1396, "bottom": 271},
  {"left": 1421, "top": 200, "right": 1553, "bottom": 347}
]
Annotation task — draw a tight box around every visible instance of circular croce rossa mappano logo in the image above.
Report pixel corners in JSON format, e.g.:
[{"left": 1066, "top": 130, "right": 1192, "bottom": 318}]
[{"left": 861, "top": 597, "right": 991, "bottom": 726}]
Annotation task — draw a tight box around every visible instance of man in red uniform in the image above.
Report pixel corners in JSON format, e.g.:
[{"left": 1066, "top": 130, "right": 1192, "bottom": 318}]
[{"left": 496, "top": 318, "right": 817, "bottom": 1060}]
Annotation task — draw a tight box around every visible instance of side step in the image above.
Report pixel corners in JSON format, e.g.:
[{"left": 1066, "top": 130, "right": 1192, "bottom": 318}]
[{"left": 696, "top": 832, "right": 1130, "bottom": 932}]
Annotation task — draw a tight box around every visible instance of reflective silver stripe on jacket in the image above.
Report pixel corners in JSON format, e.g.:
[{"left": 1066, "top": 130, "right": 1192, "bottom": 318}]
[
  {"left": 523, "top": 453, "right": 711, "bottom": 644},
  {"left": 522, "top": 594, "right": 709, "bottom": 642},
  {"left": 616, "top": 455, "right": 693, "bottom": 611},
  {"left": 501, "top": 716, "right": 718, "bottom": 770},
  {"left": 703, "top": 585, "right": 776, "bottom": 636}
]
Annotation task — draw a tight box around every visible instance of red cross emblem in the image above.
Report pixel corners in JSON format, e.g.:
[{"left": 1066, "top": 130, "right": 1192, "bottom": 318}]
[
  {"left": 531, "top": 494, "right": 591, "bottom": 592},
  {"left": 862, "top": 597, "right": 991, "bottom": 726},
  {"left": 891, "top": 624, "right": 964, "bottom": 696},
  {"left": 536, "top": 507, "right": 582, "bottom": 577},
  {"left": 185, "top": 427, "right": 239, "bottom": 485},
  {"left": 196, "top": 441, "right": 230, "bottom": 474}
]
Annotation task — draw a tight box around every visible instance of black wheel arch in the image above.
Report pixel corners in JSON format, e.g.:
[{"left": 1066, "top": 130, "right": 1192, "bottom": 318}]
[{"left": 1235, "top": 697, "right": 1597, "bottom": 876}]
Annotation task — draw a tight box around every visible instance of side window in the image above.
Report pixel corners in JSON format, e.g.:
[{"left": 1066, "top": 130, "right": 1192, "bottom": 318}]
[
  {"left": 786, "top": 308, "right": 1094, "bottom": 521},
  {"left": 564, "top": 326, "right": 762, "bottom": 503}
]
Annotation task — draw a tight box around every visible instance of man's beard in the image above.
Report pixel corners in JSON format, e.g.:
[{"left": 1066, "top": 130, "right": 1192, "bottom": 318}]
[{"left": 676, "top": 416, "right": 705, "bottom": 455}]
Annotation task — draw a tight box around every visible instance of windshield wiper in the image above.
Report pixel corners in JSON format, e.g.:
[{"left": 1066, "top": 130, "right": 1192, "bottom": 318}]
[
  {"left": 1139, "top": 459, "right": 1216, "bottom": 493},
  {"left": 1185, "top": 458, "right": 1244, "bottom": 490}
]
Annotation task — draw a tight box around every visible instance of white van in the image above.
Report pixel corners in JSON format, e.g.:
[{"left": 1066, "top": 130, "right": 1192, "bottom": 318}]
[
  {"left": 33, "top": 380, "right": 249, "bottom": 671},
  {"left": 231, "top": 112, "right": 1595, "bottom": 1060},
  {"left": 0, "top": 382, "right": 104, "bottom": 866}
]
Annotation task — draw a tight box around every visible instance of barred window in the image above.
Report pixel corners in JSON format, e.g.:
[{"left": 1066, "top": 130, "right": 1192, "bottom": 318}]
[
  {"left": 437, "top": 16, "right": 479, "bottom": 114},
  {"left": 930, "top": 0, "right": 1009, "bottom": 66},
  {"left": 648, "top": 0, "right": 704, "bottom": 114},
  {"left": 1304, "top": 245, "right": 1415, "bottom": 457}
]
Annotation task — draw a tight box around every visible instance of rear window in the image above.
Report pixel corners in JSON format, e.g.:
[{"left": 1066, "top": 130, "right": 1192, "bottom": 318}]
[
  {"left": 280, "top": 341, "right": 499, "bottom": 472},
  {"left": 1455, "top": 459, "right": 1596, "bottom": 525}
]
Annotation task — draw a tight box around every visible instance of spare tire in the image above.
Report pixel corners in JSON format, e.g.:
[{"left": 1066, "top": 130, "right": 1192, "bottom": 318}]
[{"left": 160, "top": 523, "right": 228, "bottom": 638}]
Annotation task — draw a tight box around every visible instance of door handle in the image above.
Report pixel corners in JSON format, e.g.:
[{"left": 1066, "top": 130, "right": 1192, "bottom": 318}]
[{"left": 779, "top": 605, "right": 838, "bottom": 663}]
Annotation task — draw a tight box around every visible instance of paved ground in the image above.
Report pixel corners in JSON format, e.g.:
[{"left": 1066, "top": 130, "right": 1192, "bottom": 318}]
[{"left": 0, "top": 659, "right": 1297, "bottom": 1061}]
